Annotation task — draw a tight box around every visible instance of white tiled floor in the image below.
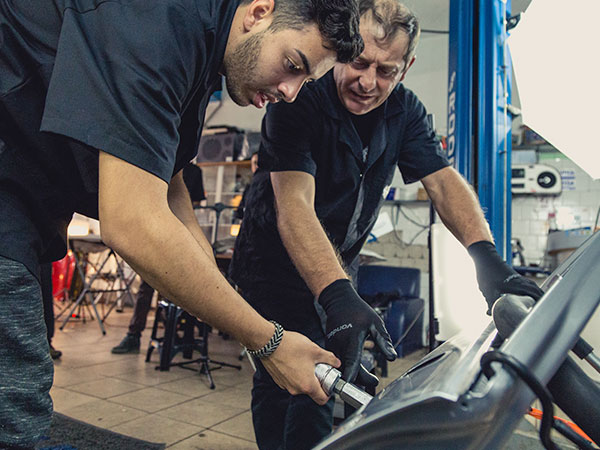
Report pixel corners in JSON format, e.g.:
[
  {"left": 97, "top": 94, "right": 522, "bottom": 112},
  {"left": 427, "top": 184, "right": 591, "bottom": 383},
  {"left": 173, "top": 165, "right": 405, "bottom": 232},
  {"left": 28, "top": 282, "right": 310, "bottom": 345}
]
[{"left": 50, "top": 302, "right": 426, "bottom": 448}]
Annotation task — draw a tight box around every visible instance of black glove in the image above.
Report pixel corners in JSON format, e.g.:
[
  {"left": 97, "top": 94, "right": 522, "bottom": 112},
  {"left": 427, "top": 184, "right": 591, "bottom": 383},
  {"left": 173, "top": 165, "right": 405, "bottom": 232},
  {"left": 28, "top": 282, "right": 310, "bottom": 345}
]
[
  {"left": 468, "top": 241, "right": 545, "bottom": 314},
  {"left": 318, "top": 279, "right": 397, "bottom": 384}
]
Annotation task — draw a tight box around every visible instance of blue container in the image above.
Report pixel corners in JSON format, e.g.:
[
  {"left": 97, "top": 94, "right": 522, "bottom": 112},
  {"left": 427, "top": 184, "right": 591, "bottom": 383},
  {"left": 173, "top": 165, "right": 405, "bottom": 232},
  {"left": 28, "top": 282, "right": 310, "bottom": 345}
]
[{"left": 357, "top": 266, "right": 425, "bottom": 357}]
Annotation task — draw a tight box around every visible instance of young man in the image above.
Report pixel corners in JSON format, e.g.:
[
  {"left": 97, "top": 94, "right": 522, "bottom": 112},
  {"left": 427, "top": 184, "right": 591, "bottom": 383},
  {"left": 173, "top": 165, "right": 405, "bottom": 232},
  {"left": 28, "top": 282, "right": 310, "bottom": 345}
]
[
  {"left": 229, "top": 1, "right": 544, "bottom": 448},
  {"left": 0, "top": 0, "right": 363, "bottom": 447}
]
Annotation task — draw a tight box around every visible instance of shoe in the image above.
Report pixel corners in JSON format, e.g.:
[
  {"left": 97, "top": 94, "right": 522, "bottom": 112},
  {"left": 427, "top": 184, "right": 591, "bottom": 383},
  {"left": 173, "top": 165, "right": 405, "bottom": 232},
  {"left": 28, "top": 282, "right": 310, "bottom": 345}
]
[
  {"left": 49, "top": 344, "right": 62, "bottom": 360},
  {"left": 111, "top": 333, "right": 140, "bottom": 354}
]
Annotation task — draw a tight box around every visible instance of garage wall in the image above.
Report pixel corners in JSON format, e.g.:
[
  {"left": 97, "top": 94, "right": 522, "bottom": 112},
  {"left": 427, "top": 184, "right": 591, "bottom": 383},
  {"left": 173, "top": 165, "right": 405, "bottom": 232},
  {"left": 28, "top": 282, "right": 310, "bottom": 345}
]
[
  {"left": 402, "top": 34, "right": 449, "bottom": 135},
  {"left": 511, "top": 155, "right": 600, "bottom": 265}
]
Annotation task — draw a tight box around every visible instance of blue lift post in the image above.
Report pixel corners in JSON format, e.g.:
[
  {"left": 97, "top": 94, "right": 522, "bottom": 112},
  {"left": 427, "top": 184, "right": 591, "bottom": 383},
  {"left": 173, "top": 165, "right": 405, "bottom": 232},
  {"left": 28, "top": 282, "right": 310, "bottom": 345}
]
[
  {"left": 448, "top": 0, "right": 513, "bottom": 260},
  {"left": 446, "top": 0, "right": 475, "bottom": 182}
]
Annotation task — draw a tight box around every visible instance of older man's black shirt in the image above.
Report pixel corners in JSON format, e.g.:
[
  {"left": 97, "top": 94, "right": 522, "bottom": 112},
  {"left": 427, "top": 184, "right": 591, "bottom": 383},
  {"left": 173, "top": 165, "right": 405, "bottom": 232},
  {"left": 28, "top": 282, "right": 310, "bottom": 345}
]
[{"left": 229, "top": 71, "right": 450, "bottom": 330}]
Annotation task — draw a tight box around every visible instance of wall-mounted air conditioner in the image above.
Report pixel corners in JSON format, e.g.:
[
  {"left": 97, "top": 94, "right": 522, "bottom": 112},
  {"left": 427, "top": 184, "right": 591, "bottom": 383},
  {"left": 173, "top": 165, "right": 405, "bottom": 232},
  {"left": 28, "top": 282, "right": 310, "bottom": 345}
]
[{"left": 511, "top": 164, "right": 561, "bottom": 195}]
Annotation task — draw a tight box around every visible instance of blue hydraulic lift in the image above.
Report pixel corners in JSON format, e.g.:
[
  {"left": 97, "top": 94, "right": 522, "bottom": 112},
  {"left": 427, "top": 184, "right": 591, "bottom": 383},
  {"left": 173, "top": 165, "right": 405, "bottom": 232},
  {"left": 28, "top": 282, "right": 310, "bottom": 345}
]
[
  {"left": 447, "top": 0, "right": 513, "bottom": 260},
  {"left": 430, "top": 0, "right": 514, "bottom": 350}
]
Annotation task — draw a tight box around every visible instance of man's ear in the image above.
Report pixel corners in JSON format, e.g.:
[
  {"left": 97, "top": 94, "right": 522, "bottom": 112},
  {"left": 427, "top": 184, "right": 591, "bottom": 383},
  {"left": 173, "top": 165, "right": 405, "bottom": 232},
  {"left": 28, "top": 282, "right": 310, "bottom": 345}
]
[
  {"left": 242, "top": 0, "right": 275, "bottom": 32},
  {"left": 399, "top": 55, "right": 416, "bottom": 82}
]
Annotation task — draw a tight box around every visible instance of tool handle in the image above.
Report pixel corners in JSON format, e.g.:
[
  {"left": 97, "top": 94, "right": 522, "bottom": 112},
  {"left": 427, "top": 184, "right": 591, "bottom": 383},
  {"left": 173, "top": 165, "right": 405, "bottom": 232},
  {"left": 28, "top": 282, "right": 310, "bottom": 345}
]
[
  {"left": 338, "top": 380, "right": 374, "bottom": 408},
  {"left": 315, "top": 363, "right": 340, "bottom": 396},
  {"left": 315, "top": 363, "right": 373, "bottom": 408}
]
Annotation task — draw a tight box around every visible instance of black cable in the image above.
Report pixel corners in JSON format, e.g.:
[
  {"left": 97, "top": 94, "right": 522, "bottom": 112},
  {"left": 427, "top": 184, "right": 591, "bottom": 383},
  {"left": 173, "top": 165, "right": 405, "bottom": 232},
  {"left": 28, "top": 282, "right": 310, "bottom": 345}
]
[
  {"left": 390, "top": 205, "right": 405, "bottom": 246},
  {"left": 593, "top": 203, "right": 600, "bottom": 231},
  {"left": 406, "top": 227, "right": 428, "bottom": 246},
  {"left": 480, "top": 351, "right": 559, "bottom": 450},
  {"left": 390, "top": 204, "right": 429, "bottom": 247},
  {"left": 552, "top": 420, "right": 596, "bottom": 450}
]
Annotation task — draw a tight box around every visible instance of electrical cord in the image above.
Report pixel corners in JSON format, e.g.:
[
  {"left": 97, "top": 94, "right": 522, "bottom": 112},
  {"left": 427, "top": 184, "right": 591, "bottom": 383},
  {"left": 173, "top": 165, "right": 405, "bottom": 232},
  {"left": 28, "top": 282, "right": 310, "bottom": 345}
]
[
  {"left": 480, "top": 351, "right": 559, "bottom": 450},
  {"left": 398, "top": 205, "right": 428, "bottom": 228},
  {"left": 390, "top": 205, "right": 429, "bottom": 247},
  {"left": 406, "top": 228, "right": 428, "bottom": 246},
  {"left": 594, "top": 203, "right": 600, "bottom": 231}
]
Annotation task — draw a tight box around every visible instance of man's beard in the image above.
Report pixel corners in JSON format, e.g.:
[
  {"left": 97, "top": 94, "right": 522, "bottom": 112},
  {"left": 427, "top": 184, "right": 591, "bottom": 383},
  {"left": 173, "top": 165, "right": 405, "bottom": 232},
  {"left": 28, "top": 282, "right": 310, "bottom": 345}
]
[{"left": 223, "top": 30, "right": 267, "bottom": 106}]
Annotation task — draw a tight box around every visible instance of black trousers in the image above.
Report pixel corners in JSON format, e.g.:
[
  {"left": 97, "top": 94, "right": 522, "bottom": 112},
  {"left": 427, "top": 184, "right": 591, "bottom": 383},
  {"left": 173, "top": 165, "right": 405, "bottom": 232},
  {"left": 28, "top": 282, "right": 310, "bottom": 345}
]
[
  {"left": 252, "top": 357, "right": 335, "bottom": 450},
  {"left": 243, "top": 284, "right": 334, "bottom": 450},
  {"left": 128, "top": 279, "right": 155, "bottom": 336}
]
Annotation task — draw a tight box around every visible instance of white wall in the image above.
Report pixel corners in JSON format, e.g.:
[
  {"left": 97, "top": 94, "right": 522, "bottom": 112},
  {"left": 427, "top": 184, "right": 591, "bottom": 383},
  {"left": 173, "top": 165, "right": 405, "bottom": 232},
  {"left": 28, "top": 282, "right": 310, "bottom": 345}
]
[
  {"left": 205, "top": 87, "right": 266, "bottom": 132},
  {"left": 511, "top": 154, "right": 600, "bottom": 265},
  {"left": 402, "top": 34, "right": 450, "bottom": 134}
]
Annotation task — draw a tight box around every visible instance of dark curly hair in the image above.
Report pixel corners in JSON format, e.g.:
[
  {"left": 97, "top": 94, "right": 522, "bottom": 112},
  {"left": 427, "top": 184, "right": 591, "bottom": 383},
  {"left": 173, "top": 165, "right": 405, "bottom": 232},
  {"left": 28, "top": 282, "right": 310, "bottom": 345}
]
[{"left": 240, "top": 0, "right": 364, "bottom": 63}]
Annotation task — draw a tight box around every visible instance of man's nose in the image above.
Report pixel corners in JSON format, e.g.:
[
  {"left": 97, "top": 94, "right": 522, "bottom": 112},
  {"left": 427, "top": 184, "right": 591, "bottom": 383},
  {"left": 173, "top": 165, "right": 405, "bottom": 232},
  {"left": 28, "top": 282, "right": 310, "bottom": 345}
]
[
  {"left": 358, "top": 67, "right": 377, "bottom": 93},
  {"left": 279, "top": 78, "right": 305, "bottom": 103}
]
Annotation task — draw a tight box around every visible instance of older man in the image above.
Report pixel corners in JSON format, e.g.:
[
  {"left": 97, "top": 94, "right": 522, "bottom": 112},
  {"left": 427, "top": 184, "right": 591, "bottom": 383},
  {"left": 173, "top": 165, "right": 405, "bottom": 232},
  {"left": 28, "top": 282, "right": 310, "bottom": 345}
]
[
  {"left": 0, "top": 0, "right": 363, "bottom": 447},
  {"left": 230, "top": 1, "right": 544, "bottom": 448}
]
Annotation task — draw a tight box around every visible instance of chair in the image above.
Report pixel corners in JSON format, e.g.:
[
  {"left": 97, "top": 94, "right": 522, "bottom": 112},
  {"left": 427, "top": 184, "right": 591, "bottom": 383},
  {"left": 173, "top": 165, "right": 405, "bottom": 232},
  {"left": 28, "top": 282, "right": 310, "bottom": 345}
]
[
  {"left": 357, "top": 265, "right": 425, "bottom": 376},
  {"left": 55, "top": 238, "right": 136, "bottom": 334},
  {"left": 145, "top": 299, "right": 241, "bottom": 389}
]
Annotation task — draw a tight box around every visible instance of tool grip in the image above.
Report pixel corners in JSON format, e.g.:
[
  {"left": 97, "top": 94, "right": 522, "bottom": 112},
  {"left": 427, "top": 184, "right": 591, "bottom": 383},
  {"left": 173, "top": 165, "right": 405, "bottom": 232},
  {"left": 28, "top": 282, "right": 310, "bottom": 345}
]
[{"left": 315, "top": 363, "right": 373, "bottom": 408}]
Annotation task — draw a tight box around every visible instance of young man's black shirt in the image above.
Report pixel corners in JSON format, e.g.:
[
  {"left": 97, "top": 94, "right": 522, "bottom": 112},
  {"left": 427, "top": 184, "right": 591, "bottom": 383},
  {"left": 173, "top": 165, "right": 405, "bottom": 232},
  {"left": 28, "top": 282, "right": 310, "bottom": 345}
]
[{"left": 0, "top": 0, "right": 237, "bottom": 278}]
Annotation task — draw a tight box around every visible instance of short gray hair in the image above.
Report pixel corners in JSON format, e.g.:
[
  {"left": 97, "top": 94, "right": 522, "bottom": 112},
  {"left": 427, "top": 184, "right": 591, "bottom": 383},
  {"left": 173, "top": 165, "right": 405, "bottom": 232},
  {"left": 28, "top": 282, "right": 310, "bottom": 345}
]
[{"left": 359, "top": 0, "right": 420, "bottom": 65}]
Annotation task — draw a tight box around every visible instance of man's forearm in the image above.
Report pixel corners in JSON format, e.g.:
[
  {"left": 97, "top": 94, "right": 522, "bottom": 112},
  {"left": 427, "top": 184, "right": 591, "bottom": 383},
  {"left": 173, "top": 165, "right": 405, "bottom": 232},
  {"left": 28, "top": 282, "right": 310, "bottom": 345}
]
[
  {"left": 422, "top": 166, "right": 493, "bottom": 247},
  {"left": 276, "top": 202, "right": 348, "bottom": 297},
  {"left": 104, "top": 207, "right": 274, "bottom": 349},
  {"left": 167, "top": 172, "right": 215, "bottom": 261}
]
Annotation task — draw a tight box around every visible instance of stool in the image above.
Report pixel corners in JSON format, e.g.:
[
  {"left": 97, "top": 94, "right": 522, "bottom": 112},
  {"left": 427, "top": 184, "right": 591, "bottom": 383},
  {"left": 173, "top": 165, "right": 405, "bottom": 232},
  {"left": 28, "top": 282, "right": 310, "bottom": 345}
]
[{"left": 145, "top": 299, "right": 241, "bottom": 389}]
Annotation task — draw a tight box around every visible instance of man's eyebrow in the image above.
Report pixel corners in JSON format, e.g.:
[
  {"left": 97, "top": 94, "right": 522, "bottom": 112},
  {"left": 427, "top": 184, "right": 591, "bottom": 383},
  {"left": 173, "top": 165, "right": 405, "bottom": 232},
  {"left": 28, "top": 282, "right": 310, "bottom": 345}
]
[{"left": 295, "top": 49, "right": 312, "bottom": 75}]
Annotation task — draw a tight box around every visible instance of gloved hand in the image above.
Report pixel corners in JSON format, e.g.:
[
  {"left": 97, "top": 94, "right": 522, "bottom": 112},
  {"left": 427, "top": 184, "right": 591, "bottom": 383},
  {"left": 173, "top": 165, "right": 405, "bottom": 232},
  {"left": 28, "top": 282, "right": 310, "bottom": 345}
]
[
  {"left": 468, "top": 241, "right": 545, "bottom": 314},
  {"left": 318, "top": 279, "right": 397, "bottom": 384}
]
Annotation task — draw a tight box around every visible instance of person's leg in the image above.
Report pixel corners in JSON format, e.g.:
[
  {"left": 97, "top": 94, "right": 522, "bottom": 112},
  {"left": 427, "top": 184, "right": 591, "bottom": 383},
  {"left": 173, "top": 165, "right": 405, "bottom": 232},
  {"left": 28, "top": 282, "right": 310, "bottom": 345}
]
[
  {"left": 112, "top": 279, "right": 154, "bottom": 354},
  {"left": 128, "top": 279, "right": 154, "bottom": 336},
  {"left": 40, "top": 262, "right": 61, "bottom": 360},
  {"left": 252, "top": 358, "right": 335, "bottom": 450},
  {"left": 251, "top": 359, "right": 290, "bottom": 450},
  {"left": 0, "top": 256, "right": 54, "bottom": 449},
  {"left": 282, "top": 321, "right": 335, "bottom": 450},
  {"left": 284, "top": 394, "right": 335, "bottom": 450}
]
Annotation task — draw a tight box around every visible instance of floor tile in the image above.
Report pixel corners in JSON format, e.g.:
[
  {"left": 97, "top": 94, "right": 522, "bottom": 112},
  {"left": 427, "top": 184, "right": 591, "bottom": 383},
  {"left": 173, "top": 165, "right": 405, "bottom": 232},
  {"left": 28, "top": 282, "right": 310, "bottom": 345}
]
[
  {"left": 60, "top": 398, "right": 147, "bottom": 428},
  {"left": 68, "top": 377, "right": 145, "bottom": 399},
  {"left": 169, "top": 430, "right": 258, "bottom": 449},
  {"left": 52, "top": 364, "right": 107, "bottom": 388},
  {"left": 206, "top": 364, "right": 254, "bottom": 388},
  {"left": 109, "top": 414, "right": 204, "bottom": 446},
  {"left": 51, "top": 386, "right": 97, "bottom": 411},
  {"left": 200, "top": 386, "right": 253, "bottom": 410},
  {"left": 56, "top": 349, "right": 137, "bottom": 369},
  {"left": 110, "top": 386, "right": 192, "bottom": 413},
  {"left": 92, "top": 357, "right": 150, "bottom": 377},
  {"left": 112, "top": 366, "right": 195, "bottom": 387},
  {"left": 157, "top": 397, "right": 246, "bottom": 428},
  {"left": 156, "top": 374, "right": 218, "bottom": 397},
  {"left": 210, "top": 411, "right": 256, "bottom": 442}
]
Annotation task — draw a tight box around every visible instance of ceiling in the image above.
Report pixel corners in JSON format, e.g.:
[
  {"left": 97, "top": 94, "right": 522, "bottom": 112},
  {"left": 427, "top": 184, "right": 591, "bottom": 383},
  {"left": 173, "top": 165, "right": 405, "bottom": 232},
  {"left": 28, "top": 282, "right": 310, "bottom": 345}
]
[{"left": 400, "top": 0, "right": 533, "bottom": 36}]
